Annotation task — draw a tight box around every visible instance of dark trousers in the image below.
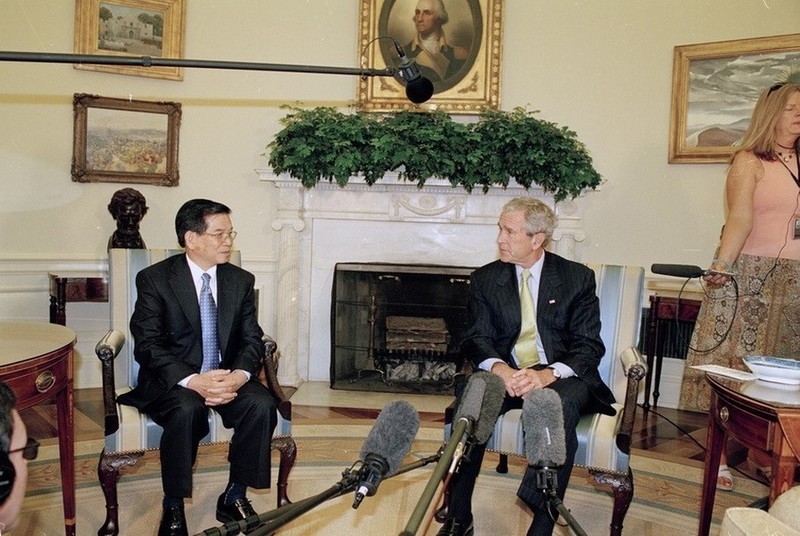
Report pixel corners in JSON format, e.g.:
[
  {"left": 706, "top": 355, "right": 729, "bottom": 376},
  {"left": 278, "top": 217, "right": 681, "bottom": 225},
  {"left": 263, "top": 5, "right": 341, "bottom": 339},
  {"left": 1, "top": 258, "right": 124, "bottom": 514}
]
[
  {"left": 448, "top": 377, "right": 592, "bottom": 536},
  {"left": 147, "top": 380, "right": 277, "bottom": 497}
]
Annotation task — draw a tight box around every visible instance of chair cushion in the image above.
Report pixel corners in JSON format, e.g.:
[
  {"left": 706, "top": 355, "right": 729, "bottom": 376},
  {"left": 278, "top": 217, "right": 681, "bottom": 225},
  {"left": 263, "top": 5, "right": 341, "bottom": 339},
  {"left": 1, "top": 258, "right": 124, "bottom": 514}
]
[
  {"left": 721, "top": 508, "right": 800, "bottom": 536},
  {"left": 768, "top": 485, "right": 800, "bottom": 528}
]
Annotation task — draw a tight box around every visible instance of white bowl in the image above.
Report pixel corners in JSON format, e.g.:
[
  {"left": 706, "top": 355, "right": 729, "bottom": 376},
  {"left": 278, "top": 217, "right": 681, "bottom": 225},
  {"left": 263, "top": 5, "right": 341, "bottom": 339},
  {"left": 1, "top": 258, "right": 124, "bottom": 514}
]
[
  {"left": 742, "top": 355, "right": 800, "bottom": 386},
  {"left": 741, "top": 380, "right": 800, "bottom": 405}
]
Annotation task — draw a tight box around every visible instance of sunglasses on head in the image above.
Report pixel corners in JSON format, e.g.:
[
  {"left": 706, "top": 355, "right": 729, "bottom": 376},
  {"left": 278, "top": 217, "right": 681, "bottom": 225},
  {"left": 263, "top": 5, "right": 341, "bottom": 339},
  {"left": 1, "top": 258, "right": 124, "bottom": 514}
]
[
  {"left": 7, "top": 437, "right": 39, "bottom": 461},
  {"left": 768, "top": 83, "right": 785, "bottom": 95}
]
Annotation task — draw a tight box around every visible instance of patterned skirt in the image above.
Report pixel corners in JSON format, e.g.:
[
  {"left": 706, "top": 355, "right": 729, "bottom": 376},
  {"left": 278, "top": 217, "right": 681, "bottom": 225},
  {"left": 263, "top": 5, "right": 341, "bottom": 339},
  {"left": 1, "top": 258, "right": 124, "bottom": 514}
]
[{"left": 678, "top": 254, "right": 800, "bottom": 413}]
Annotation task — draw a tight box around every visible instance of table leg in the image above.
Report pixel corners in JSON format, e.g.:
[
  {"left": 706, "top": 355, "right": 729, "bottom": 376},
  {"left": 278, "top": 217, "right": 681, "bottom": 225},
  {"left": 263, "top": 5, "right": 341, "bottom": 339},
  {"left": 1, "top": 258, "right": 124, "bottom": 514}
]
[
  {"left": 56, "top": 380, "right": 76, "bottom": 536},
  {"left": 50, "top": 279, "right": 67, "bottom": 326},
  {"left": 699, "top": 406, "right": 725, "bottom": 536}
]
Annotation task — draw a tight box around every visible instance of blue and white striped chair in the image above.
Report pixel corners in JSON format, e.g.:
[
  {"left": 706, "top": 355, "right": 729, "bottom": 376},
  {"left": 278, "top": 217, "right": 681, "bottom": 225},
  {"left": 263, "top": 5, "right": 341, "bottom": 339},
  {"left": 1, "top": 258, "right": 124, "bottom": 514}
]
[
  {"left": 94, "top": 248, "right": 295, "bottom": 536},
  {"left": 442, "top": 264, "right": 647, "bottom": 536}
]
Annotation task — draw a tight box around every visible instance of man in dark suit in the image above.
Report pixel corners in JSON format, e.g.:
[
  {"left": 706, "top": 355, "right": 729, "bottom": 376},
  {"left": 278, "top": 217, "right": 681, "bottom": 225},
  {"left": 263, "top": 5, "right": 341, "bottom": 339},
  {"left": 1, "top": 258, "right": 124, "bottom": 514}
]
[
  {"left": 438, "top": 197, "right": 616, "bottom": 536},
  {"left": 117, "top": 199, "right": 277, "bottom": 536}
]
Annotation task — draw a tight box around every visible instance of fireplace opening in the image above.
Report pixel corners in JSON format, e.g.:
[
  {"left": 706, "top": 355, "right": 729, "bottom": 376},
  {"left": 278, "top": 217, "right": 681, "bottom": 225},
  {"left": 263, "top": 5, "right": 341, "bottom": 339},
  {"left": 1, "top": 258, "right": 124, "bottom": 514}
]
[{"left": 330, "top": 262, "right": 475, "bottom": 395}]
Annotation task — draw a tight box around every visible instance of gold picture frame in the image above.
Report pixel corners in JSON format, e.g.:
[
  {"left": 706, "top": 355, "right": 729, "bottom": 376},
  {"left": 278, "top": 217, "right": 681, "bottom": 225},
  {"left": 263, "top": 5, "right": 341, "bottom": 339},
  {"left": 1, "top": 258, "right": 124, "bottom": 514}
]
[
  {"left": 72, "top": 93, "right": 181, "bottom": 186},
  {"left": 669, "top": 33, "right": 800, "bottom": 164},
  {"left": 357, "top": 0, "right": 503, "bottom": 113},
  {"left": 73, "top": 0, "right": 186, "bottom": 80}
]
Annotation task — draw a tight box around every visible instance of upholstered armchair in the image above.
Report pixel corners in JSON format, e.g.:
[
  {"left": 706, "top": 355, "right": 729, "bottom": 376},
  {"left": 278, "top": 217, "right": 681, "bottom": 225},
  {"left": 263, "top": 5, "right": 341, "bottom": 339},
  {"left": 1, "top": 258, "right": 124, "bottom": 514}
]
[
  {"left": 94, "top": 248, "right": 295, "bottom": 536},
  {"left": 440, "top": 264, "right": 647, "bottom": 536},
  {"left": 721, "top": 485, "right": 800, "bottom": 536}
]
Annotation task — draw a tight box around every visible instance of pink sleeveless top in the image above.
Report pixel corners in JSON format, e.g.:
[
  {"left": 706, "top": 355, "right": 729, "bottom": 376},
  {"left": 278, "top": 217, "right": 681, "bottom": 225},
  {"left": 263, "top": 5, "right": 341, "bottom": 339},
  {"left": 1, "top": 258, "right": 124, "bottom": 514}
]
[{"left": 740, "top": 158, "right": 800, "bottom": 260}]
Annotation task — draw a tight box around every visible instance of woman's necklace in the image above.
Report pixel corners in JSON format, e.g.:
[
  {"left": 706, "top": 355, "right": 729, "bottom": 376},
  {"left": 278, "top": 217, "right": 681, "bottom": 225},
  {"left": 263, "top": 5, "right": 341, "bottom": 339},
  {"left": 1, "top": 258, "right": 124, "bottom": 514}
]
[
  {"left": 776, "top": 141, "right": 797, "bottom": 162},
  {"left": 777, "top": 148, "right": 800, "bottom": 188}
]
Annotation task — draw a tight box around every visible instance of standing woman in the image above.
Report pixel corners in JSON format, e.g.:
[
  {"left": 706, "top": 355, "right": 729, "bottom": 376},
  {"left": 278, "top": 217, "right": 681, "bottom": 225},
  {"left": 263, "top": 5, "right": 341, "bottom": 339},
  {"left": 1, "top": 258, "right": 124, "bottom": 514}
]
[{"left": 679, "top": 82, "right": 800, "bottom": 489}]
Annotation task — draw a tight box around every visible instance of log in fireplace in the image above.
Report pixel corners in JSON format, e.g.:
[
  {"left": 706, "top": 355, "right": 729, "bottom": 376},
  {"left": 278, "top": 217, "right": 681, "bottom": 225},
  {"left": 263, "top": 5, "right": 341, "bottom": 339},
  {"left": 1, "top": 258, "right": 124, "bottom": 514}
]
[{"left": 331, "top": 262, "right": 475, "bottom": 394}]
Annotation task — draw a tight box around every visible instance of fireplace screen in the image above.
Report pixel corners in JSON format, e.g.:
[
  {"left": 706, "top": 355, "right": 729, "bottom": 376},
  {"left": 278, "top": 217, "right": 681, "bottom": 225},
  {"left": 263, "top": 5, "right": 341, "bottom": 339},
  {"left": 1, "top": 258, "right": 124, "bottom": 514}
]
[{"left": 331, "top": 262, "right": 475, "bottom": 394}]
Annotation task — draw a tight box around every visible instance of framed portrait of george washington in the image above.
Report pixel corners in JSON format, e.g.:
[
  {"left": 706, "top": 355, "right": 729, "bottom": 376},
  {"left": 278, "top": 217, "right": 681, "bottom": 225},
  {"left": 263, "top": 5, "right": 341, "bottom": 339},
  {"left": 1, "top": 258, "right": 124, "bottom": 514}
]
[
  {"left": 73, "top": 0, "right": 186, "bottom": 80},
  {"left": 357, "top": 0, "right": 503, "bottom": 113}
]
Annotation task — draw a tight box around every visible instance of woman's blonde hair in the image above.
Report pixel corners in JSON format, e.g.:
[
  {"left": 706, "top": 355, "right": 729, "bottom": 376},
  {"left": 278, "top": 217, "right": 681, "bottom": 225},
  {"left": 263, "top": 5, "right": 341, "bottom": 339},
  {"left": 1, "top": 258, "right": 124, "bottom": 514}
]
[{"left": 734, "top": 83, "right": 800, "bottom": 162}]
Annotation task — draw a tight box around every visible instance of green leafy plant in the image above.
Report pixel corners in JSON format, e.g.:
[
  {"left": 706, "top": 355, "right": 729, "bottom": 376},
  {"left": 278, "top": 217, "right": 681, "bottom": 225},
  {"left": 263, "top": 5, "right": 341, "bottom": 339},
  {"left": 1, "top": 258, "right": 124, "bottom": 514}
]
[{"left": 266, "top": 106, "right": 601, "bottom": 201}]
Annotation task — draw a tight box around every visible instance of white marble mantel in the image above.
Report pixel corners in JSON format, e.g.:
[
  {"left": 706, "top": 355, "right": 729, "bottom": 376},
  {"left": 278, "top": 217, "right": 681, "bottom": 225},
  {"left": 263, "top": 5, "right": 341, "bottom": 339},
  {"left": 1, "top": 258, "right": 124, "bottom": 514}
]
[{"left": 257, "top": 170, "right": 588, "bottom": 387}]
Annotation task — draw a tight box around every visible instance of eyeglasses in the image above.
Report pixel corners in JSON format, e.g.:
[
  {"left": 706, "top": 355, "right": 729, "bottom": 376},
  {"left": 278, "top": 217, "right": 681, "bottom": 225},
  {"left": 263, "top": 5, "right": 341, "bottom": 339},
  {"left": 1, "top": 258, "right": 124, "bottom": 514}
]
[
  {"left": 202, "top": 230, "right": 238, "bottom": 242},
  {"left": 7, "top": 437, "right": 39, "bottom": 461}
]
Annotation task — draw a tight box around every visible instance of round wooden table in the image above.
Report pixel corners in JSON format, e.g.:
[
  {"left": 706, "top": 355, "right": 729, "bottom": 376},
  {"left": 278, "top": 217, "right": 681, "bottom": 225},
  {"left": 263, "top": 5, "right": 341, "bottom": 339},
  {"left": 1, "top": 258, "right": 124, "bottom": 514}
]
[{"left": 0, "top": 321, "right": 76, "bottom": 536}]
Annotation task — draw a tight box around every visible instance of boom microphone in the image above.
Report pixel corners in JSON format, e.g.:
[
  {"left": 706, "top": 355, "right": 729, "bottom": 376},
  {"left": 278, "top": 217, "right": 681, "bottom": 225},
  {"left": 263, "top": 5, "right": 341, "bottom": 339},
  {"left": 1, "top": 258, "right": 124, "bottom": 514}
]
[
  {"left": 522, "top": 388, "right": 566, "bottom": 490},
  {"left": 650, "top": 263, "right": 705, "bottom": 279},
  {"left": 393, "top": 41, "right": 434, "bottom": 104},
  {"left": 352, "top": 400, "right": 419, "bottom": 508}
]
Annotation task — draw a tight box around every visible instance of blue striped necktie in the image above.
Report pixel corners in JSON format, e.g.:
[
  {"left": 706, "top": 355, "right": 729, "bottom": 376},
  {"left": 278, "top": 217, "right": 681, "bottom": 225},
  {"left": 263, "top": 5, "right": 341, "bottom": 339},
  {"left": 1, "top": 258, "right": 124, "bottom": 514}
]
[{"left": 200, "top": 273, "right": 219, "bottom": 373}]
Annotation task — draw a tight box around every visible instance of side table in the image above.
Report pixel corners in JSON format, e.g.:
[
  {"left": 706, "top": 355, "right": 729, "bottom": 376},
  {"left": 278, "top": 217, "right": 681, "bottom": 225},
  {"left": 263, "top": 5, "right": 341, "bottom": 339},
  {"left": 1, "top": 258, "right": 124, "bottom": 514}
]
[
  {"left": 0, "top": 322, "right": 76, "bottom": 536},
  {"left": 48, "top": 272, "right": 108, "bottom": 325},
  {"left": 699, "top": 373, "right": 800, "bottom": 536},
  {"left": 643, "top": 295, "right": 701, "bottom": 412}
]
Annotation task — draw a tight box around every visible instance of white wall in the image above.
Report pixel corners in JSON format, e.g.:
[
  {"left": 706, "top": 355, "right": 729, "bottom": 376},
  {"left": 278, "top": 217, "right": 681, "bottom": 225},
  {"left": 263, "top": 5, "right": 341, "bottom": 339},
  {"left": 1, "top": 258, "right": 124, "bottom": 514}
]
[{"left": 2, "top": 0, "right": 798, "bottom": 391}]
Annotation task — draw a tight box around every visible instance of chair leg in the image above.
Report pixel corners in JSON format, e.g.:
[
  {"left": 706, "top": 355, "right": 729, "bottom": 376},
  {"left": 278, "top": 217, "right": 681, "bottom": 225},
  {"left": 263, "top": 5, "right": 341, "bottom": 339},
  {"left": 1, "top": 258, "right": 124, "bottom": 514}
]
[
  {"left": 97, "top": 448, "right": 144, "bottom": 536},
  {"left": 589, "top": 467, "right": 633, "bottom": 536},
  {"left": 496, "top": 453, "right": 509, "bottom": 474},
  {"left": 271, "top": 435, "right": 296, "bottom": 507}
]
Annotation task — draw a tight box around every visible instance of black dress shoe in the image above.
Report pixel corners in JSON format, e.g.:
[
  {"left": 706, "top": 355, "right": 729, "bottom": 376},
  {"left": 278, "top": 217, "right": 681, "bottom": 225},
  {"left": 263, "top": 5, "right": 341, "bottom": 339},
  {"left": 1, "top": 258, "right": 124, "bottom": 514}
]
[
  {"left": 158, "top": 505, "right": 188, "bottom": 536},
  {"left": 216, "top": 493, "right": 258, "bottom": 523},
  {"left": 437, "top": 516, "right": 474, "bottom": 536}
]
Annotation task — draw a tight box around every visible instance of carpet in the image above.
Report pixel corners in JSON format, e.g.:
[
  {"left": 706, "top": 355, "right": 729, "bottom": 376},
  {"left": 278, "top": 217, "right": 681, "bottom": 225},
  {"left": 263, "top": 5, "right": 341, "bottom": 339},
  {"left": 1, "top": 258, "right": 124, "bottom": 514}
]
[{"left": 18, "top": 423, "right": 768, "bottom": 535}]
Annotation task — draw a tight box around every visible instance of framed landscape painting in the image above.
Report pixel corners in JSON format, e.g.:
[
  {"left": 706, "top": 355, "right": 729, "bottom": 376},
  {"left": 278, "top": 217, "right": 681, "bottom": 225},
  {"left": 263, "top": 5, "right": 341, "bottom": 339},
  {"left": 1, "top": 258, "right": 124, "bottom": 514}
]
[
  {"left": 72, "top": 93, "right": 181, "bottom": 186},
  {"left": 73, "top": 0, "right": 186, "bottom": 80},
  {"left": 357, "top": 0, "right": 503, "bottom": 113},
  {"left": 669, "top": 34, "right": 800, "bottom": 163}
]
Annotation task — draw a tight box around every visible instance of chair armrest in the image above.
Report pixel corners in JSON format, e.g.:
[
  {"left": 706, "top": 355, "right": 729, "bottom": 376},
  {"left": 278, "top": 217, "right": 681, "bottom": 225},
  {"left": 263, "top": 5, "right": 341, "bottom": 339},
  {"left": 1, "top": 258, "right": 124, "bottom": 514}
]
[
  {"left": 95, "top": 329, "right": 126, "bottom": 436},
  {"left": 259, "top": 334, "right": 292, "bottom": 421},
  {"left": 615, "top": 346, "right": 648, "bottom": 455}
]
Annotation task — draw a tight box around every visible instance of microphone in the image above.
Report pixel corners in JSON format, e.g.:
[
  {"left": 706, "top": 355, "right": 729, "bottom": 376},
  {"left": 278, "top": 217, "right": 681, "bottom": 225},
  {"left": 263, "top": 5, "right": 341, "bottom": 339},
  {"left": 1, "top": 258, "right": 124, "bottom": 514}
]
[
  {"left": 400, "top": 372, "right": 504, "bottom": 535},
  {"left": 352, "top": 400, "right": 419, "bottom": 508},
  {"left": 522, "top": 388, "right": 566, "bottom": 490},
  {"left": 650, "top": 263, "right": 705, "bottom": 279},
  {"left": 467, "top": 371, "right": 506, "bottom": 444},
  {"left": 392, "top": 41, "right": 434, "bottom": 104}
]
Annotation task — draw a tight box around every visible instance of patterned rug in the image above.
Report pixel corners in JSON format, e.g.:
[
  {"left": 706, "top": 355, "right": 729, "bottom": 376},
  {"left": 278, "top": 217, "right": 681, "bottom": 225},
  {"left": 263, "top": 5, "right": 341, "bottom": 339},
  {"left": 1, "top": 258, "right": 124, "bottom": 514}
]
[{"left": 20, "top": 423, "right": 768, "bottom": 535}]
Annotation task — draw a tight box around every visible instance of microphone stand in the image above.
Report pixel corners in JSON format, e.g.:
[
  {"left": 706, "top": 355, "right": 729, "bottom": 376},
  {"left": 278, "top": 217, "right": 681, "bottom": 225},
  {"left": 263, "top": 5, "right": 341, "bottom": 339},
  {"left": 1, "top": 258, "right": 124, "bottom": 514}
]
[
  {"left": 535, "top": 467, "right": 588, "bottom": 536},
  {"left": 399, "top": 418, "right": 471, "bottom": 536},
  {"left": 194, "top": 453, "right": 442, "bottom": 536}
]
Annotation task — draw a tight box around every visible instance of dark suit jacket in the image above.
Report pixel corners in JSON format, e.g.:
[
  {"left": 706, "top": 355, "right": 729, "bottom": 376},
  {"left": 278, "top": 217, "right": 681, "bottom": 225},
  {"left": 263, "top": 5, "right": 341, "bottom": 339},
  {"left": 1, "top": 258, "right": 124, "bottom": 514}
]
[
  {"left": 460, "top": 253, "right": 615, "bottom": 416},
  {"left": 118, "top": 253, "right": 265, "bottom": 411}
]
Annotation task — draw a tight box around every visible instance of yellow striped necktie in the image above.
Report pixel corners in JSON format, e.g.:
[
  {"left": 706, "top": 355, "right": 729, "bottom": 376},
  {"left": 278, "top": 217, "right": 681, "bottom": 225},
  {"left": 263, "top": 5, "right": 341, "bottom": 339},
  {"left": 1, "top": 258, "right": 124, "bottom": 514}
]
[{"left": 515, "top": 269, "right": 541, "bottom": 368}]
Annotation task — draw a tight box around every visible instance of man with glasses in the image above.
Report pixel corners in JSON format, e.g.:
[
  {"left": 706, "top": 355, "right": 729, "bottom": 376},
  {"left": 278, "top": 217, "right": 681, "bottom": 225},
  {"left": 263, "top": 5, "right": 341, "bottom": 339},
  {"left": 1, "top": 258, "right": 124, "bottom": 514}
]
[
  {"left": 117, "top": 199, "right": 276, "bottom": 536},
  {"left": 0, "top": 381, "right": 39, "bottom": 532}
]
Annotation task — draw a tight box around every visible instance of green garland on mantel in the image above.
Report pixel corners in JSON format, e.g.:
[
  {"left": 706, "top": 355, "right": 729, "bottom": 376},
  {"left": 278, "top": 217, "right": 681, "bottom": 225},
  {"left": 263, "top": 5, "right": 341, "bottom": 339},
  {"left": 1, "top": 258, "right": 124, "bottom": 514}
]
[{"left": 265, "top": 106, "right": 601, "bottom": 202}]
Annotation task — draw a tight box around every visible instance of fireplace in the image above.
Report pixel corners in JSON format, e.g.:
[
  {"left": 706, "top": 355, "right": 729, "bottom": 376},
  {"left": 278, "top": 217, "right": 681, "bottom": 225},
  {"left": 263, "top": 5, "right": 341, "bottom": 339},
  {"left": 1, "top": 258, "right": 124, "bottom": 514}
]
[
  {"left": 257, "top": 170, "right": 589, "bottom": 389},
  {"left": 331, "top": 262, "right": 475, "bottom": 394}
]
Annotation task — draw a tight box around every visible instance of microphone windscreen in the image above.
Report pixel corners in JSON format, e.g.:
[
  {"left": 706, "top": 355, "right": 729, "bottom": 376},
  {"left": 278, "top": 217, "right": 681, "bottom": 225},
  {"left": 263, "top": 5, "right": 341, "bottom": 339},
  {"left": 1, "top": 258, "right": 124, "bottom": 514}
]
[
  {"left": 472, "top": 371, "right": 506, "bottom": 444},
  {"left": 360, "top": 400, "right": 420, "bottom": 475},
  {"left": 650, "top": 263, "right": 705, "bottom": 279},
  {"left": 453, "top": 374, "right": 486, "bottom": 425},
  {"left": 406, "top": 77, "right": 434, "bottom": 104},
  {"left": 522, "top": 389, "right": 567, "bottom": 467}
]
